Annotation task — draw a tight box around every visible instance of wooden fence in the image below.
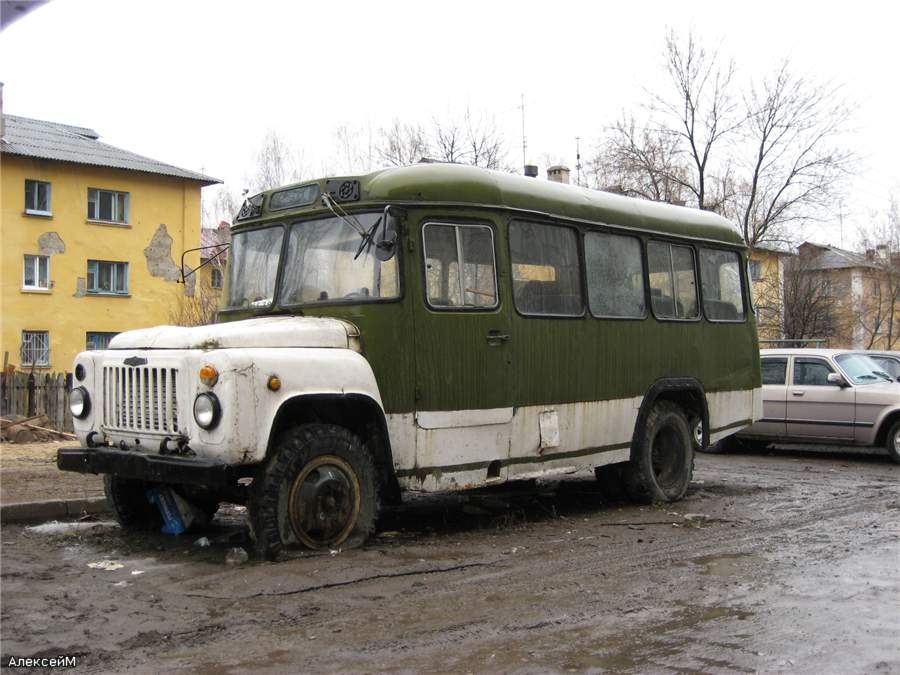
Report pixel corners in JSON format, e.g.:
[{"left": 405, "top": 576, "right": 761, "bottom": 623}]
[{"left": 0, "top": 370, "right": 74, "bottom": 433}]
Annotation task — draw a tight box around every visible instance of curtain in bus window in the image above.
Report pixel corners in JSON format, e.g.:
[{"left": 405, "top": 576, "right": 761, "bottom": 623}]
[
  {"left": 584, "top": 232, "right": 645, "bottom": 318},
  {"left": 672, "top": 245, "right": 699, "bottom": 319},
  {"left": 510, "top": 221, "right": 583, "bottom": 316},
  {"left": 699, "top": 248, "right": 746, "bottom": 321},
  {"left": 647, "top": 241, "right": 676, "bottom": 317}
]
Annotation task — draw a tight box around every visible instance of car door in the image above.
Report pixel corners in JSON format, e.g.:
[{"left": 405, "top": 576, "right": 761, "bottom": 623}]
[
  {"left": 749, "top": 356, "right": 788, "bottom": 437},
  {"left": 786, "top": 356, "right": 855, "bottom": 441}
]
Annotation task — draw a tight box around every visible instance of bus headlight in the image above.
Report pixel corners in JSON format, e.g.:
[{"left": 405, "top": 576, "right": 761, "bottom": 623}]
[
  {"left": 193, "top": 393, "right": 221, "bottom": 430},
  {"left": 70, "top": 387, "right": 91, "bottom": 419}
]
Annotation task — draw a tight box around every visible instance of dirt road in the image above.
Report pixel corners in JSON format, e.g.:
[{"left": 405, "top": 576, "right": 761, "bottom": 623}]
[{"left": 2, "top": 449, "right": 898, "bottom": 674}]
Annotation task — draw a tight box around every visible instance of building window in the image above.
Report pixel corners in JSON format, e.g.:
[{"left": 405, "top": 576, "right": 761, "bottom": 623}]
[
  {"left": 25, "top": 180, "right": 52, "bottom": 215},
  {"left": 87, "top": 188, "right": 129, "bottom": 224},
  {"left": 87, "top": 260, "right": 129, "bottom": 294},
  {"left": 749, "top": 260, "right": 763, "bottom": 281},
  {"left": 211, "top": 266, "right": 224, "bottom": 289},
  {"left": 86, "top": 332, "right": 119, "bottom": 350},
  {"left": 23, "top": 254, "right": 50, "bottom": 290},
  {"left": 21, "top": 330, "right": 50, "bottom": 367}
]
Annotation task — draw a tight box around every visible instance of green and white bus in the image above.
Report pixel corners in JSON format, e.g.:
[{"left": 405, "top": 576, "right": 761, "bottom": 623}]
[{"left": 59, "top": 163, "right": 761, "bottom": 557}]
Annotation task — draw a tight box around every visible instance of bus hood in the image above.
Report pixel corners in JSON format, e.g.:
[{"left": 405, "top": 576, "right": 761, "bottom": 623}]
[{"left": 107, "top": 316, "right": 359, "bottom": 350}]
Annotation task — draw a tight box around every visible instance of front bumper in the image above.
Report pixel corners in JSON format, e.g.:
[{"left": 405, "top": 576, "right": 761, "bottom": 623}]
[{"left": 57, "top": 447, "right": 253, "bottom": 488}]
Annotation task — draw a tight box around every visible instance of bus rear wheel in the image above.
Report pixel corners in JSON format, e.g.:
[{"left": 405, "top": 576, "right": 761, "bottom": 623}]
[
  {"left": 624, "top": 401, "right": 694, "bottom": 503},
  {"left": 249, "top": 424, "right": 378, "bottom": 560}
]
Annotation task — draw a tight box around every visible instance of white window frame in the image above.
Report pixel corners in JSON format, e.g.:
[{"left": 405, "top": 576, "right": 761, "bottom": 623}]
[
  {"left": 25, "top": 180, "right": 52, "bottom": 216},
  {"left": 21, "top": 330, "right": 50, "bottom": 367},
  {"left": 22, "top": 254, "right": 51, "bottom": 290},
  {"left": 87, "top": 260, "right": 130, "bottom": 295},
  {"left": 87, "top": 188, "right": 130, "bottom": 224}
]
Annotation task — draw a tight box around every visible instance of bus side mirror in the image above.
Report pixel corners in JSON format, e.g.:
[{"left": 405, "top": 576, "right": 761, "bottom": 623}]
[{"left": 375, "top": 206, "right": 405, "bottom": 262}]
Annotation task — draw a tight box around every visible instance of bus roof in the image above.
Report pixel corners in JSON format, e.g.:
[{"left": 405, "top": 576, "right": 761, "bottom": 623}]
[{"left": 237, "top": 163, "right": 745, "bottom": 246}]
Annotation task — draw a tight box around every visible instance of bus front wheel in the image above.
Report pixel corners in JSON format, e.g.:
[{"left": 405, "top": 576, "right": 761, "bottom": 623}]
[
  {"left": 624, "top": 401, "right": 694, "bottom": 503},
  {"left": 249, "top": 424, "right": 379, "bottom": 560}
]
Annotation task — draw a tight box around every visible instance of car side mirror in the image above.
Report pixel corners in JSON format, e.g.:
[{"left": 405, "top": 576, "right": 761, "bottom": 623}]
[{"left": 827, "top": 372, "right": 848, "bottom": 387}]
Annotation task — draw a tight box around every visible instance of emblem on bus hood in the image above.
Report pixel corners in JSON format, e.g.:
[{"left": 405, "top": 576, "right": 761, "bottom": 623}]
[
  {"left": 107, "top": 317, "right": 359, "bottom": 351},
  {"left": 123, "top": 356, "right": 148, "bottom": 367}
]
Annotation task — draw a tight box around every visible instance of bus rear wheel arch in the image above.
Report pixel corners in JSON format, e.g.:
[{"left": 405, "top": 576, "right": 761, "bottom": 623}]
[
  {"left": 624, "top": 400, "right": 694, "bottom": 503},
  {"left": 249, "top": 423, "right": 379, "bottom": 559}
]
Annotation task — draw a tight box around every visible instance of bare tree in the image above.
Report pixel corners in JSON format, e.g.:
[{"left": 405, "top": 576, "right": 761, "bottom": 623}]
[
  {"left": 589, "top": 116, "right": 689, "bottom": 203},
  {"left": 247, "top": 129, "right": 305, "bottom": 193},
  {"left": 736, "top": 62, "right": 855, "bottom": 247},
  {"left": 855, "top": 194, "right": 900, "bottom": 348},
  {"left": 169, "top": 268, "right": 221, "bottom": 327},
  {"left": 591, "top": 30, "right": 854, "bottom": 250},
  {"left": 202, "top": 185, "right": 239, "bottom": 228},
  {"left": 652, "top": 29, "right": 742, "bottom": 212},
  {"left": 781, "top": 252, "right": 842, "bottom": 342},
  {"left": 375, "top": 120, "right": 430, "bottom": 167}
]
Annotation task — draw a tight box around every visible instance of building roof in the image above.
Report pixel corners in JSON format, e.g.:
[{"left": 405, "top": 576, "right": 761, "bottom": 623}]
[
  {"left": 799, "top": 241, "right": 878, "bottom": 270},
  {"left": 0, "top": 114, "right": 220, "bottom": 185}
]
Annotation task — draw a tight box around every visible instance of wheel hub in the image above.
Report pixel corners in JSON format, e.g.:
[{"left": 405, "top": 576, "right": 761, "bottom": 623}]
[{"left": 288, "top": 456, "right": 360, "bottom": 549}]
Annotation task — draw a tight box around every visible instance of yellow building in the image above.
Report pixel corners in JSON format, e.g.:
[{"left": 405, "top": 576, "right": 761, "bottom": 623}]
[
  {"left": 1, "top": 114, "right": 219, "bottom": 372},
  {"left": 748, "top": 245, "right": 793, "bottom": 342}
]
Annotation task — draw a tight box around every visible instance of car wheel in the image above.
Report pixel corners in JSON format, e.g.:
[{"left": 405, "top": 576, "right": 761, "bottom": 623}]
[
  {"left": 249, "top": 424, "right": 379, "bottom": 559},
  {"left": 886, "top": 421, "right": 900, "bottom": 464},
  {"left": 104, "top": 475, "right": 163, "bottom": 531},
  {"left": 623, "top": 401, "right": 694, "bottom": 503}
]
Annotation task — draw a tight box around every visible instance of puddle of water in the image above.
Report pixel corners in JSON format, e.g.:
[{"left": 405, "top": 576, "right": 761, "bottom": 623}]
[{"left": 693, "top": 553, "right": 762, "bottom": 576}]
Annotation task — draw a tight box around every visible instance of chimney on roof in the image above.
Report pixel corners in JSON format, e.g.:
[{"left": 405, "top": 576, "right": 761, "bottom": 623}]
[
  {"left": 547, "top": 165, "right": 570, "bottom": 184},
  {"left": 524, "top": 164, "right": 538, "bottom": 178}
]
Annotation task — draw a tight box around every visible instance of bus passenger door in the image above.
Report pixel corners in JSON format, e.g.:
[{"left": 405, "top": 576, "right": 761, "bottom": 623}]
[{"left": 412, "top": 220, "right": 512, "bottom": 484}]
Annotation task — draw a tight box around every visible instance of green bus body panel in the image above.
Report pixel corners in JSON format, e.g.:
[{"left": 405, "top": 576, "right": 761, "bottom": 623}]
[{"left": 224, "top": 165, "right": 759, "bottom": 416}]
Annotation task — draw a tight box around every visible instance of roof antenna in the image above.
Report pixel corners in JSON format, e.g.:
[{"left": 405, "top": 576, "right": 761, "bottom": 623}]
[
  {"left": 520, "top": 93, "right": 527, "bottom": 175},
  {"left": 575, "top": 136, "right": 583, "bottom": 187}
]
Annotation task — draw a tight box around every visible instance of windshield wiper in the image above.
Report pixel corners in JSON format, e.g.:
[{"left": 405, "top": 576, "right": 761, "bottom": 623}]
[{"left": 354, "top": 217, "right": 382, "bottom": 260}]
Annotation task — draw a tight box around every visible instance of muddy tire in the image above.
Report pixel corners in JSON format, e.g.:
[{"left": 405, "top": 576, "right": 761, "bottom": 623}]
[
  {"left": 104, "top": 476, "right": 163, "bottom": 531},
  {"left": 249, "top": 424, "right": 378, "bottom": 560},
  {"left": 886, "top": 421, "right": 900, "bottom": 464},
  {"left": 594, "top": 463, "right": 627, "bottom": 501},
  {"left": 623, "top": 401, "right": 694, "bottom": 503}
]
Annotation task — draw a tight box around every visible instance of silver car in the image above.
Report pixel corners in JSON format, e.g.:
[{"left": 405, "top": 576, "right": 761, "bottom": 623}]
[{"left": 709, "top": 349, "right": 900, "bottom": 463}]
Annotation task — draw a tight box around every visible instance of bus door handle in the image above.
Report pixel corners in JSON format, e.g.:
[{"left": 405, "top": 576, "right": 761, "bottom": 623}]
[
  {"left": 791, "top": 390, "right": 805, "bottom": 397},
  {"left": 486, "top": 331, "right": 510, "bottom": 345}
]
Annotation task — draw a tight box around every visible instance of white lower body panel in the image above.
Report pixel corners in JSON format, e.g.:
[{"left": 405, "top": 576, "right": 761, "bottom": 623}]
[{"left": 387, "top": 388, "right": 760, "bottom": 492}]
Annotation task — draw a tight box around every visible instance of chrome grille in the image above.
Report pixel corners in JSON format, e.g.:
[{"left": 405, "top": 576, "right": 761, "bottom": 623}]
[{"left": 102, "top": 366, "right": 179, "bottom": 433}]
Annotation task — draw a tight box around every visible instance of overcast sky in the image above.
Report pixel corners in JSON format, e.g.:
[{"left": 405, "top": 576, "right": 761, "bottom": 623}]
[{"left": 2, "top": 0, "right": 897, "bottom": 246}]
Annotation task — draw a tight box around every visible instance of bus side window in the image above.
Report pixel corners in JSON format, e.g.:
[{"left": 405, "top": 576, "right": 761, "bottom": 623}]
[
  {"left": 647, "top": 241, "right": 699, "bottom": 320},
  {"left": 699, "top": 248, "right": 746, "bottom": 321},
  {"left": 509, "top": 221, "right": 583, "bottom": 316},
  {"left": 422, "top": 223, "right": 497, "bottom": 309},
  {"left": 584, "top": 231, "right": 646, "bottom": 318}
]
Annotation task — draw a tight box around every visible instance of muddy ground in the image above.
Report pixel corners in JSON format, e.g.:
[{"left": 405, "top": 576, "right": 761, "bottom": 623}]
[{"left": 1, "top": 448, "right": 898, "bottom": 674}]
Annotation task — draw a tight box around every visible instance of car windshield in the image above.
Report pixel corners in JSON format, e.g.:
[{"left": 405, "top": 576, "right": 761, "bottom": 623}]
[
  {"left": 225, "top": 226, "right": 284, "bottom": 309},
  {"left": 835, "top": 353, "right": 892, "bottom": 384},
  {"left": 280, "top": 213, "right": 399, "bottom": 306}
]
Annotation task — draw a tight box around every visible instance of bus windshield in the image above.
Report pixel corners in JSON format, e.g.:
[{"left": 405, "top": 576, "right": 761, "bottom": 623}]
[{"left": 280, "top": 213, "right": 399, "bottom": 305}]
